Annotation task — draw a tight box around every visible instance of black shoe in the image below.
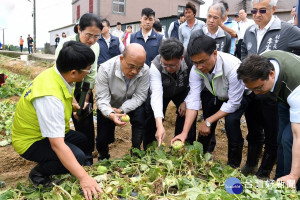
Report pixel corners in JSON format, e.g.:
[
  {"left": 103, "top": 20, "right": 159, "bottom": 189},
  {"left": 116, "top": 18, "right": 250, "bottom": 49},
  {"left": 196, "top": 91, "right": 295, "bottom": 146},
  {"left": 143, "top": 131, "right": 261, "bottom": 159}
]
[
  {"left": 227, "top": 143, "right": 243, "bottom": 169},
  {"left": 28, "top": 165, "right": 52, "bottom": 187},
  {"left": 241, "top": 143, "right": 263, "bottom": 176},
  {"left": 84, "top": 154, "right": 94, "bottom": 166},
  {"left": 256, "top": 151, "right": 277, "bottom": 180}
]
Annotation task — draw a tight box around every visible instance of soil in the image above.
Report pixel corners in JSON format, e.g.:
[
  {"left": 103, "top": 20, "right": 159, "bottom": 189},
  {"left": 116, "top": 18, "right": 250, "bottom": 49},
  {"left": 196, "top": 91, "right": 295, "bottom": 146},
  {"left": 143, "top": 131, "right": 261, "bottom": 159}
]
[{"left": 0, "top": 55, "right": 275, "bottom": 191}]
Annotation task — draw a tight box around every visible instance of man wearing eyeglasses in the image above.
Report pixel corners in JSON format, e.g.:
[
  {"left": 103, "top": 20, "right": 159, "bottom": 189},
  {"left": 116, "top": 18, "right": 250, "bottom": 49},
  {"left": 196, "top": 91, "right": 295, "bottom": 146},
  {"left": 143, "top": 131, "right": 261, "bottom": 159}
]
[
  {"left": 239, "top": 0, "right": 300, "bottom": 180},
  {"left": 143, "top": 38, "right": 196, "bottom": 149},
  {"left": 171, "top": 35, "right": 246, "bottom": 169},
  {"left": 237, "top": 50, "right": 300, "bottom": 190},
  {"left": 95, "top": 43, "right": 149, "bottom": 160}
]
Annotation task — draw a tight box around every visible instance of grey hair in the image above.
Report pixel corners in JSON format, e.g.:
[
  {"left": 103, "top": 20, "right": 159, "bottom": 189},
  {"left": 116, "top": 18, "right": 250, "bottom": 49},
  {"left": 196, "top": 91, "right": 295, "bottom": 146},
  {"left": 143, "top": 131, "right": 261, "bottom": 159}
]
[
  {"left": 252, "top": 0, "right": 278, "bottom": 8},
  {"left": 208, "top": 2, "right": 226, "bottom": 18}
]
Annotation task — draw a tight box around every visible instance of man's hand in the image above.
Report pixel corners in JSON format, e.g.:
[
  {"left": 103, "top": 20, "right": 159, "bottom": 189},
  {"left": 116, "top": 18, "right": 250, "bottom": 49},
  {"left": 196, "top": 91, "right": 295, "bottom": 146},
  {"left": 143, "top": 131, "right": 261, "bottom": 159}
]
[
  {"left": 199, "top": 122, "right": 211, "bottom": 136},
  {"left": 112, "top": 107, "right": 123, "bottom": 114},
  {"left": 155, "top": 126, "right": 166, "bottom": 147},
  {"left": 79, "top": 174, "right": 102, "bottom": 200},
  {"left": 171, "top": 133, "right": 187, "bottom": 145},
  {"left": 109, "top": 113, "right": 127, "bottom": 127},
  {"left": 178, "top": 101, "right": 186, "bottom": 117},
  {"left": 277, "top": 174, "right": 299, "bottom": 188}
]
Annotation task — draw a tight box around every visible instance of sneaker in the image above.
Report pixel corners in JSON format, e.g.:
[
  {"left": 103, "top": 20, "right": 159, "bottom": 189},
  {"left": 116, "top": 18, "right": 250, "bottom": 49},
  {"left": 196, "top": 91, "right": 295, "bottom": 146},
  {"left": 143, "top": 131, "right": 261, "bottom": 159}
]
[{"left": 28, "top": 165, "right": 52, "bottom": 187}]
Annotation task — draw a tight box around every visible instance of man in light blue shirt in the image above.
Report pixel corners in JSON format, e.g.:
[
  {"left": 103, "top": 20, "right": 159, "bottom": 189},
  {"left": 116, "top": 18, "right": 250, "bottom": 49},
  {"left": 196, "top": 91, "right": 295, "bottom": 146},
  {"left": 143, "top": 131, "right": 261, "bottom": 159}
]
[{"left": 178, "top": 2, "right": 205, "bottom": 48}]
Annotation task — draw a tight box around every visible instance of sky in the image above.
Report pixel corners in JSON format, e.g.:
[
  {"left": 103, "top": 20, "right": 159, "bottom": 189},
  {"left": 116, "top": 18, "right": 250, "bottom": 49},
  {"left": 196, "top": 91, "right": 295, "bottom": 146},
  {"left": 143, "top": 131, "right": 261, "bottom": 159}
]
[{"left": 0, "top": 0, "right": 72, "bottom": 48}]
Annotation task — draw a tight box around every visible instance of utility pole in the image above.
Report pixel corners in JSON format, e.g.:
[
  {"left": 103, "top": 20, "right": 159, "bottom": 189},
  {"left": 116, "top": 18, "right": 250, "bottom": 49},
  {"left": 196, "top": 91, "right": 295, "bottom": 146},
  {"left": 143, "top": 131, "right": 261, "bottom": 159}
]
[{"left": 33, "top": 0, "right": 36, "bottom": 53}]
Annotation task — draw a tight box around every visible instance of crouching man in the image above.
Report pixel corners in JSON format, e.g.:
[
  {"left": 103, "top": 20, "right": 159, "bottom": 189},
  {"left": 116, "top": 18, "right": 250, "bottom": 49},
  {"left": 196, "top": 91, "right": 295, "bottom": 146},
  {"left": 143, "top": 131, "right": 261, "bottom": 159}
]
[
  {"left": 95, "top": 43, "right": 149, "bottom": 160},
  {"left": 12, "top": 41, "right": 102, "bottom": 200},
  {"left": 143, "top": 38, "right": 196, "bottom": 148},
  {"left": 237, "top": 50, "right": 300, "bottom": 189},
  {"left": 172, "top": 35, "right": 246, "bottom": 168}
]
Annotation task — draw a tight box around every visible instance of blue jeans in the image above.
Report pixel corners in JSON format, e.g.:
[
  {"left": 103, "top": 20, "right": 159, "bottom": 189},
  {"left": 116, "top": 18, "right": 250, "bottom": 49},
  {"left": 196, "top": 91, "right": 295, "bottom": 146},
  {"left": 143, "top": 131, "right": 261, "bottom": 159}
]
[
  {"left": 275, "top": 103, "right": 293, "bottom": 177},
  {"left": 275, "top": 102, "right": 300, "bottom": 189},
  {"left": 21, "top": 130, "right": 88, "bottom": 175},
  {"left": 28, "top": 46, "right": 33, "bottom": 54}
]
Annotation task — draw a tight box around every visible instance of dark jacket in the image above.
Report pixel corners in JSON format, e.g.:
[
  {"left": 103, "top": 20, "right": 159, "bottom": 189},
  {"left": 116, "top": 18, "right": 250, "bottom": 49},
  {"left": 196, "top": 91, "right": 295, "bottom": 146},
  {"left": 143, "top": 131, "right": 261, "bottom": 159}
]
[
  {"left": 130, "top": 29, "right": 163, "bottom": 66},
  {"left": 97, "top": 34, "right": 121, "bottom": 65},
  {"left": 170, "top": 20, "right": 180, "bottom": 39},
  {"left": 242, "top": 16, "right": 300, "bottom": 59}
]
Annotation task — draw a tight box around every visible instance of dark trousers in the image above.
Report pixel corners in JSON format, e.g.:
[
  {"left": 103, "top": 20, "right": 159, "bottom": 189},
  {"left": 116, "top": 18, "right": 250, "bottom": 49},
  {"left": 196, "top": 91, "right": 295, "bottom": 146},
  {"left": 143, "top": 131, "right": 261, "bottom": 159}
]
[
  {"left": 143, "top": 90, "right": 197, "bottom": 149},
  {"left": 21, "top": 130, "right": 88, "bottom": 175},
  {"left": 244, "top": 93, "right": 278, "bottom": 152},
  {"left": 72, "top": 92, "right": 95, "bottom": 156},
  {"left": 235, "top": 39, "right": 243, "bottom": 59},
  {"left": 20, "top": 45, "right": 23, "bottom": 52},
  {"left": 28, "top": 46, "right": 33, "bottom": 54},
  {"left": 96, "top": 104, "right": 146, "bottom": 155},
  {"left": 275, "top": 102, "right": 300, "bottom": 189},
  {"left": 199, "top": 90, "right": 245, "bottom": 153}
]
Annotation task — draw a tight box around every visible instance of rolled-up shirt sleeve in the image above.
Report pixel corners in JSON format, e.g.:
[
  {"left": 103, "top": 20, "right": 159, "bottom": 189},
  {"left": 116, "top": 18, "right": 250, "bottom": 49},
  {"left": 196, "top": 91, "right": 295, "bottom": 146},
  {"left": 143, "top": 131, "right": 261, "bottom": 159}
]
[
  {"left": 33, "top": 96, "right": 65, "bottom": 138},
  {"left": 220, "top": 67, "right": 244, "bottom": 113},
  {"left": 185, "top": 66, "right": 204, "bottom": 110},
  {"left": 150, "top": 64, "right": 164, "bottom": 118},
  {"left": 288, "top": 85, "right": 300, "bottom": 123}
]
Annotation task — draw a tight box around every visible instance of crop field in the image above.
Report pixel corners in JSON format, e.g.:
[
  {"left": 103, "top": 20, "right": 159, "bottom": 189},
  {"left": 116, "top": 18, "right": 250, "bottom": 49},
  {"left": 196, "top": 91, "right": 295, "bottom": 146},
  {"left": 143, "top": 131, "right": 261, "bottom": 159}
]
[{"left": 0, "top": 54, "right": 299, "bottom": 199}]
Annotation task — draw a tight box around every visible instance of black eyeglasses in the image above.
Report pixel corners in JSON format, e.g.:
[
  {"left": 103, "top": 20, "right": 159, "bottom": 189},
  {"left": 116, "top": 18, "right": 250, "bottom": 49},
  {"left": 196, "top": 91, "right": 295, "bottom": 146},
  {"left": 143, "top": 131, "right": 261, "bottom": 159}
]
[{"left": 251, "top": 9, "right": 267, "bottom": 14}]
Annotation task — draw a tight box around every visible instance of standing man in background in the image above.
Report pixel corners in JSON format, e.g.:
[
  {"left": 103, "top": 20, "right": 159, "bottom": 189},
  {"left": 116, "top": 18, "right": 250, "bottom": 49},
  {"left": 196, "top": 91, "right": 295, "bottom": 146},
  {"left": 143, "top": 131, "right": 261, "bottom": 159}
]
[
  {"left": 235, "top": 9, "right": 255, "bottom": 59},
  {"left": 97, "top": 19, "right": 124, "bottom": 65},
  {"left": 178, "top": 2, "right": 205, "bottom": 48},
  {"left": 27, "top": 34, "right": 33, "bottom": 54},
  {"left": 112, "top": 22, "right": 124, "bottom": 42},
  {"left": 130, "top": 8, "right": 163, "bottom": 66},
  {"left": 19, "top": 36, "right": 24, "bottom": 52},
  {"left": 287, "top": 6, "right": 297, "bottom": 24},
  {"left": 168, "top": 13, "right": 185, "bottom": 39},
  {"left": 219, "top": 1, "right": 239, "bottom": 55}
]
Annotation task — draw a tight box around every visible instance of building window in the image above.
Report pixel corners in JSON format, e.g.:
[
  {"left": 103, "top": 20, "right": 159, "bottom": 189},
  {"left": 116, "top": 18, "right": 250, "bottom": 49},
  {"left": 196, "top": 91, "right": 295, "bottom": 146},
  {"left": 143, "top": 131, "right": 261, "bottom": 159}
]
[
  {"left": 113, "top": 0, "right": 125, "bottom": 14},
  {"left": 178, "top": 5, "right": 185, "bottom": 15},
  {"left": 77, "top": 5, "right": 80, "bottom": 20},
  {"left": 89, "top": 0, "right": 93, "bottom": 13}
]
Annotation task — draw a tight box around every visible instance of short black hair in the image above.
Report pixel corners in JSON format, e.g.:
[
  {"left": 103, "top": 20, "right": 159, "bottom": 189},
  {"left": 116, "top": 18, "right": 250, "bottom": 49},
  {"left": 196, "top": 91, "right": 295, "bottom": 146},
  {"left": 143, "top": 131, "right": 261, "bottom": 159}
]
[
  {"left": 159, "top": 38, "right": 184, "bottom": 60},
  {"left": 153, "top": 21, "right": 162, "bottom": 32},
  {"left": 102, "top": 18, "right": 110, "bottom": 27},
  {"left": 186, "top": 2, "right": 197, "bottom": 15},
  {"left": 141, "top": 8, "right": 155, "bottom": 17},
  {"left": 220, "top": 1, "right": 229, "bottom": 11},
  {"left": 127, "top": 25, "right": 132, "bottom": 29},
  {"left": 74, "top": 13, "right": 103, "bottom": 33},
  {"left": 237, "top": 54, "right": 274, "bottom": 82},
  {"left": 187, "top": 35, "right": 216, "bottom": 57},
  {"left": 178, "top": 13, "right": 184, "bottom": 18},
  {"left": 56, "top": 41, "right": 95, "bottom": 73},
  {"left": 117, "top": 22, "right": 121, "bottom": 25}
]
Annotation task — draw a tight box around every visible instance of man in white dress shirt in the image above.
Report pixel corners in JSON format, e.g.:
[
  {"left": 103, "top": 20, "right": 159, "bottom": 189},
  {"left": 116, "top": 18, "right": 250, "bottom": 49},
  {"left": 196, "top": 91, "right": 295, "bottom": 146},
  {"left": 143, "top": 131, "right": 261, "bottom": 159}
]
[
  {"left": 143, "top": 38, "right": 196, "bottom": 148},
  {"left": 172, "top": 35, "right": 246, "bottom": 169}
]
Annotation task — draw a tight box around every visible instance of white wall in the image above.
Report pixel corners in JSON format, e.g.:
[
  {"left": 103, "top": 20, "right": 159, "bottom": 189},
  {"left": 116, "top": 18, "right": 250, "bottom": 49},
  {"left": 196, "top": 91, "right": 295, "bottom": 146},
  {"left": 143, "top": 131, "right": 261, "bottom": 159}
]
[
  {"left": 49, "top": 25, "right": 75, "bottom": 46},
  {"left": 199, "top": 0, "right": 213, "bottom": 18}
]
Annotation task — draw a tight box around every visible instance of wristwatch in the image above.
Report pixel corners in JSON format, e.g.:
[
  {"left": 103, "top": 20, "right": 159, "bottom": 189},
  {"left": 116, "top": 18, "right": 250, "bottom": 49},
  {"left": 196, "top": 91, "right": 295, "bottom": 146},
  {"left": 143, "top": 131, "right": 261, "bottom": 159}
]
[{"left": 205, "top": 120, "right": 211, "bottom": 127}]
